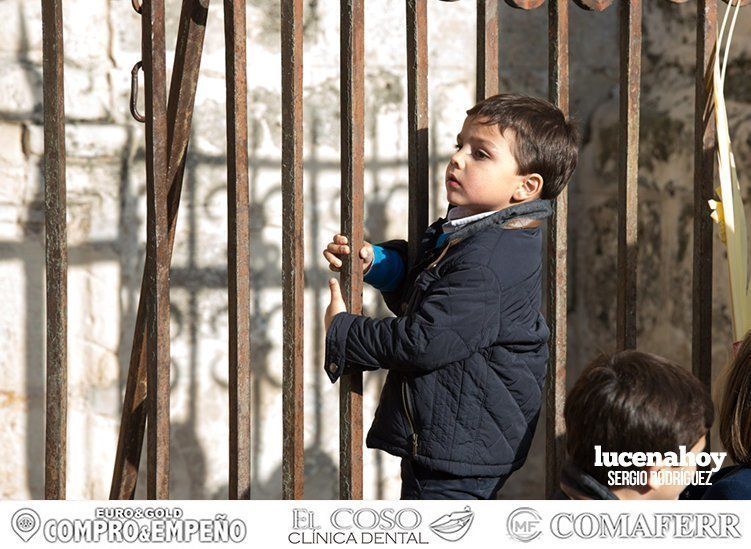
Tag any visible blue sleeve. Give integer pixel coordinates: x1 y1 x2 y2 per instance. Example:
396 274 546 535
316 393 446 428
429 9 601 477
324 262 501 379
363 245 405 292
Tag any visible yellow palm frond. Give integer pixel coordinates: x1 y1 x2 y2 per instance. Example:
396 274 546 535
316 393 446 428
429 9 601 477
711 0 750 342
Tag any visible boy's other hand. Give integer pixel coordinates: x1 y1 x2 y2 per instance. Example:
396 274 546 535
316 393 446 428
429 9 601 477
324 278 348 332
323 234 374 274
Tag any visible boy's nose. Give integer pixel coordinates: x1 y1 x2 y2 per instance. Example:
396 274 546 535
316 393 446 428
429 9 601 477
449 151 464 170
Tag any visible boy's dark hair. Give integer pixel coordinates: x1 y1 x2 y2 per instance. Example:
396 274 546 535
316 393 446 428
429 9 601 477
720 330 751 465
466 93 579 200
565 350 714 486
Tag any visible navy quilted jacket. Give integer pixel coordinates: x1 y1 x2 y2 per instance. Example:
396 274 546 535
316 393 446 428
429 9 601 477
325 199 552 477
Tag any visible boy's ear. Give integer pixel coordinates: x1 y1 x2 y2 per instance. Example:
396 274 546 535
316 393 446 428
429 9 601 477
644 465 662 492
512 173 543 201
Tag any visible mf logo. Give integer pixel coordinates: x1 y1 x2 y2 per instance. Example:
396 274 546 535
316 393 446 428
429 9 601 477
506 507 542 542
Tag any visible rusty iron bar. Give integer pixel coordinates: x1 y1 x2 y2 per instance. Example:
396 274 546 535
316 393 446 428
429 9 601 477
141 0 170 500
476 0 499 102
165 0 211 187
616 0 641 351
110 0 210 500
406 0 429 267
281 0 305 500
545 0 569 500
41 0 67 501
339 0 365 500
224 0 251 500
692 0 716 391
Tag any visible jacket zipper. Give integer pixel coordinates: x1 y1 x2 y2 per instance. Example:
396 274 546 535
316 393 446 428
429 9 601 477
401 378 418 456
400 238 458 313
427 238 458 270
399 238 460 457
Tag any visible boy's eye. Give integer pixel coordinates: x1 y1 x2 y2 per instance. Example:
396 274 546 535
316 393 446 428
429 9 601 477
454 143 487 159
454 143 490 160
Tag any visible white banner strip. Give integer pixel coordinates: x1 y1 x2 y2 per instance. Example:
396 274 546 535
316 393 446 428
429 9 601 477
1 500 749 548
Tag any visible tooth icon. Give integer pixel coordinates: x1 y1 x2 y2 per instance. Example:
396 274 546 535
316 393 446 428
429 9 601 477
12 508 41 542
429 506 474 542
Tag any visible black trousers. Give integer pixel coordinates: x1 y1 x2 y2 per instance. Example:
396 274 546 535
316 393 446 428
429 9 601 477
399 457 511 500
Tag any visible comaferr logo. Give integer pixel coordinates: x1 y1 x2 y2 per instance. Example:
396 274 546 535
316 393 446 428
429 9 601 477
550 513 742 539
506 510 742 541
507 507 542 542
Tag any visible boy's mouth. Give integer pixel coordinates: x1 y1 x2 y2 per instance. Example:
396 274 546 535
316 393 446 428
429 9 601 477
446 173 461 186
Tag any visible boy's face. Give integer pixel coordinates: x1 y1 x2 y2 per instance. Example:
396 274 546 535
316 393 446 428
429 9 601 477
648 434 707 500
445 115 541 215
612 434 708 500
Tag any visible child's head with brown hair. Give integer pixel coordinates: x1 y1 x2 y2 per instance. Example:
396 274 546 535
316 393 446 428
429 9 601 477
564 350 715 499
719 330 751 466
445 93 579 216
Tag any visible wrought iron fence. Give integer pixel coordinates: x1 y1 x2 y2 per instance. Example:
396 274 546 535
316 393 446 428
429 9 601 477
36 0 745 500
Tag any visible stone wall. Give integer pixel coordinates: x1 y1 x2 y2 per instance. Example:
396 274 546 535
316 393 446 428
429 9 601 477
0 0 750 499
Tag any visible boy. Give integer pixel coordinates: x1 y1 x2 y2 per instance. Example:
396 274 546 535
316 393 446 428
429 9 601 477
556 350 715 500
323 93 579 499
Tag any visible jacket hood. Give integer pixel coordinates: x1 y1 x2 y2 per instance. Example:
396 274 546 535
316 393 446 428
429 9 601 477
442 199 554 245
